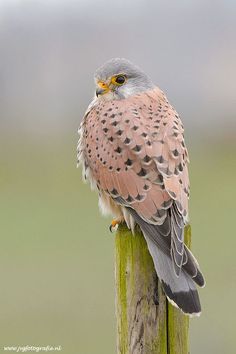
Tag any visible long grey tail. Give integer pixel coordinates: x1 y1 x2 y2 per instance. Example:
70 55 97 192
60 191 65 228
128 207 205 316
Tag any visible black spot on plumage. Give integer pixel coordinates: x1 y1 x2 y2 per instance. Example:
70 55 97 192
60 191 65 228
112 121 118 126
132 125 139 131
108 108 112 111
109 166 113 170
173 132 178 137
125 119 130 123
179 179 183 184
116 129 123 136
137 168 147 177
142 132 148 138
115 146 122 154
146 140 152 146
163 122 167 126
103 128 108 133
172 149 179 157
158 174 164 183
124 137 131 145
154 125 159 129
133 145 142 152
178 163 183 172
108 136 114 142
111 188 118 196
184 187 188 195
136 193 145 201
125 158 133 167
104 113 108 117
110 114 116 118
143 184 150 191
126 195 134 203
116 167 121 172
143 155 151 163
161 200 172 209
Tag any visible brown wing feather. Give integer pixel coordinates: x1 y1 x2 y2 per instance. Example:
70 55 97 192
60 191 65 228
81 88 189 218
80 88 190 274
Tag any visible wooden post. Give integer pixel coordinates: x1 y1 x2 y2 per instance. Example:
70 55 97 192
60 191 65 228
115 223 191 354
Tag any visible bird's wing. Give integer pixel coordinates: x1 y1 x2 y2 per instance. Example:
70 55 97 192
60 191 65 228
82 87 190 276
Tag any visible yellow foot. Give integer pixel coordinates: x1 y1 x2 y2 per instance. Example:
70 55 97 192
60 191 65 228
109 219 121 233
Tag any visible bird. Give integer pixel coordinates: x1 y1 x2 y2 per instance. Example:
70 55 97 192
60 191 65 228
77 58 205 316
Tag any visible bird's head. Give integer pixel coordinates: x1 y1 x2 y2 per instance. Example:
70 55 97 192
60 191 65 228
94 58 154 100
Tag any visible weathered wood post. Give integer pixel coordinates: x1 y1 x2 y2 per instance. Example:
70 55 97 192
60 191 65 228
115 223 191 354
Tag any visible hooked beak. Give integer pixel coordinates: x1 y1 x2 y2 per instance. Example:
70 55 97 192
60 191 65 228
96 87 107 96
96 81 110 96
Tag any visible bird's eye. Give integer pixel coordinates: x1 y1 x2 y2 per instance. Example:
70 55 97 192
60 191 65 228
112 75 127 86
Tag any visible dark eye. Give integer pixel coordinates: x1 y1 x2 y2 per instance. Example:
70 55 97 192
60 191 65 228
114 75 126 85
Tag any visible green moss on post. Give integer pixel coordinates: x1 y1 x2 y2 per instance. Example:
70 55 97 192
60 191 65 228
115 223 191 354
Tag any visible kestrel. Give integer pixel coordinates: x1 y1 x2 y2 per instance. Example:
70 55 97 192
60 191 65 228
77 58 205 316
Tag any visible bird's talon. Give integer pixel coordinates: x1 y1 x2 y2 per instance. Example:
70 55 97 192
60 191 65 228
109 219 120 233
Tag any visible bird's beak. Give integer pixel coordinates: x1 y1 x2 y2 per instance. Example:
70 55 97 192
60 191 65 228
96 81 110 96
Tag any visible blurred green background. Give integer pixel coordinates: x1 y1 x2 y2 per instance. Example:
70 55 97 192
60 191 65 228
0 1 236 353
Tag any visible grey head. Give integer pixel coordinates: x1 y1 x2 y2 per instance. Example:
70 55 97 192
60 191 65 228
94 58 155 100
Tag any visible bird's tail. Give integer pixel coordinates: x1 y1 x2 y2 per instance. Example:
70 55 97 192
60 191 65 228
128 208 205 316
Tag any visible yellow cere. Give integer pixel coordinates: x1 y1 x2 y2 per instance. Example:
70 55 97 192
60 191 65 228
97 81 109 90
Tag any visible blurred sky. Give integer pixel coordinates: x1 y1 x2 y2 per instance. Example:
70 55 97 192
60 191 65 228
0 0 236 141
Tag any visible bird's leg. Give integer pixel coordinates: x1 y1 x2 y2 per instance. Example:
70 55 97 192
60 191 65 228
109 218 122 233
